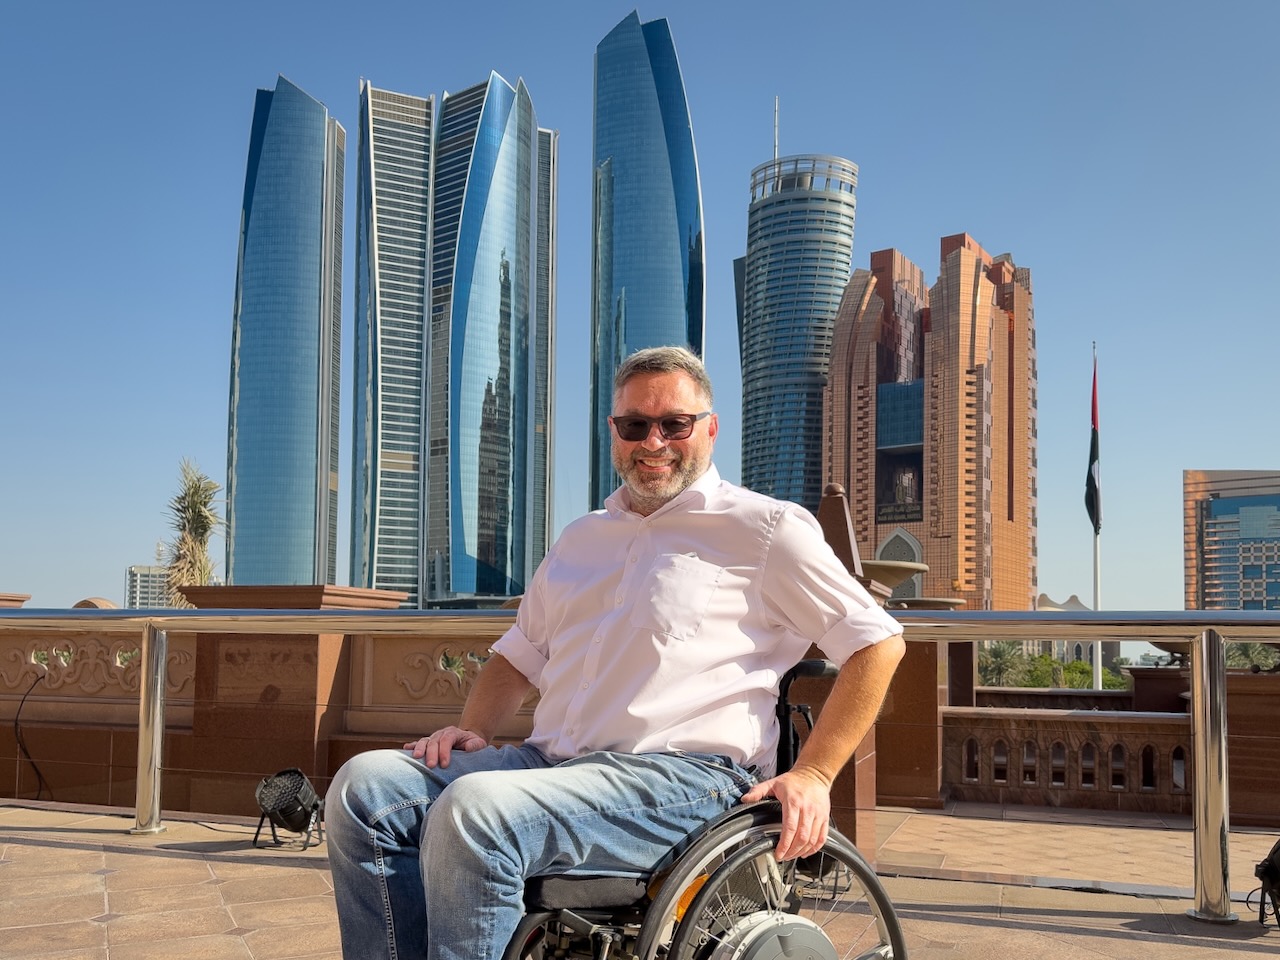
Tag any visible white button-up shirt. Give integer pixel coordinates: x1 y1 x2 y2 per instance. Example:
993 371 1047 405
493 465 903 773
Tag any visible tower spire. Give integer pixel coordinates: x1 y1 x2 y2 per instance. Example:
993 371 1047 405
773 96 779 162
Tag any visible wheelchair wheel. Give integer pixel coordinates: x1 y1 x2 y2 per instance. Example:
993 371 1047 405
636 808 905 960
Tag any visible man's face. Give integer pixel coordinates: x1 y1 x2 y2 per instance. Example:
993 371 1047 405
610 371 718 514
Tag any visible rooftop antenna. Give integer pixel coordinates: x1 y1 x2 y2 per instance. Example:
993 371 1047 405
773 96 779 162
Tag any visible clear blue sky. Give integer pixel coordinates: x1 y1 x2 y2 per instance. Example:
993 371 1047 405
2 0 1276 611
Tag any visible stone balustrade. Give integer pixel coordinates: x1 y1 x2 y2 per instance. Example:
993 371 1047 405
942 706 1194 815
2 606 1278 840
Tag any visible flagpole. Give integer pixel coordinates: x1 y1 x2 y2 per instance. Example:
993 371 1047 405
1090 343 1103 689
1093 530 1102 688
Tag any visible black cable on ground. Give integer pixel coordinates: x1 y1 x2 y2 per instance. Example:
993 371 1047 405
14 669 51 802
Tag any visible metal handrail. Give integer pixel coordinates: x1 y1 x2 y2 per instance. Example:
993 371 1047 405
4 606 1277 923
4 605 1279 638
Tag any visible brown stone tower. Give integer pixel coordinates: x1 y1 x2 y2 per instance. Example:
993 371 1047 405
824 235 1037 610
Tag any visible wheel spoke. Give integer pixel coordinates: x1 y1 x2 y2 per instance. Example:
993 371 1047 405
650 827 902 960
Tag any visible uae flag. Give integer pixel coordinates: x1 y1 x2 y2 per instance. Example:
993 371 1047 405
1085 358 1102 534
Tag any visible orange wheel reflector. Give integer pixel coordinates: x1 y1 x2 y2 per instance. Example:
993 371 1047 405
674 874 709 921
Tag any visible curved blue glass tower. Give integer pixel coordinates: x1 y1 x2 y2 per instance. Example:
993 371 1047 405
350 75 555 605
227 76 343 585
590 12 704 508
736 155 857 510
425 74 538 599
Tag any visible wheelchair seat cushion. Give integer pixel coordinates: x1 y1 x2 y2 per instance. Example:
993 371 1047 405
524 874 649 911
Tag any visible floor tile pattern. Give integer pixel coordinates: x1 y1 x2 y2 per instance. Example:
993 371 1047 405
2 800 1277 959
0 805 337 959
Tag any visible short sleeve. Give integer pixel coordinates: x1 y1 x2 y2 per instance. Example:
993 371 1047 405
760 507 903 665
490 554 551 684
491 622 548 685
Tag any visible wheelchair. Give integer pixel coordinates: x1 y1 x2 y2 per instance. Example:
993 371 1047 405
500 659 908 960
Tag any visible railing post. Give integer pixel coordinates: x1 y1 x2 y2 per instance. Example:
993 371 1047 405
130 623 167 835
1187 627 1235 922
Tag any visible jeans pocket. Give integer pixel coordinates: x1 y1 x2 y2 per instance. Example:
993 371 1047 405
673 751 759 795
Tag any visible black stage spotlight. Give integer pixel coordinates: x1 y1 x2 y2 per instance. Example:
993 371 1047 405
254 767 324 849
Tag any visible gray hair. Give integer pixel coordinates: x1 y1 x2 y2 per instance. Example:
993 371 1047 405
613 346 713 405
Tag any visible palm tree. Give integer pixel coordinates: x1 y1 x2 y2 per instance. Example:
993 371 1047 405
979 641 1027 687
164 460 221 607
1226 642 1279 671
1051 659 1066 688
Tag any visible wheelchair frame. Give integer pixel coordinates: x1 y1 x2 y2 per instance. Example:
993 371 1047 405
499 659 907 960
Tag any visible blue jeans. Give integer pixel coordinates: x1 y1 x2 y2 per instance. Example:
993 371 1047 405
325 746 756 960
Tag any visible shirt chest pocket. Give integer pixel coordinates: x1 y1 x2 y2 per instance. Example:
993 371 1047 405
629 553 724 641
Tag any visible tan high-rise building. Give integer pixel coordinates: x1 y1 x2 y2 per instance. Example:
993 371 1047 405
1184 470 1280 610
824 235 1037 610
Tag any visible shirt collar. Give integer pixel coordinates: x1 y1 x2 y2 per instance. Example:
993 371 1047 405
604 463 722 518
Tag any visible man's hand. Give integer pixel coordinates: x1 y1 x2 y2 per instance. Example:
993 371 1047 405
739 768 832 860
743 637 904 860
405 726 488 768
406 653 532 768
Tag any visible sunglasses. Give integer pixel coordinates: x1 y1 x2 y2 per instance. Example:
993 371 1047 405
610 411 711 442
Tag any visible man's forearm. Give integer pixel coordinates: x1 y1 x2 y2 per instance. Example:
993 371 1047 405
458 653 536 742
790 634 905 787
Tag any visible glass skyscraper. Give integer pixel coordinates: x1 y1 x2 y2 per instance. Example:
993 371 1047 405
1185 470 1280 610
736 155 857 509
590 11 704 508
350 75 555 605
350 84 432 604
532 128 558 569
227 76 343 586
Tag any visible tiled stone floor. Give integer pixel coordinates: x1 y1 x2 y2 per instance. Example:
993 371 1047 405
875 802 1272 899
0 804 337 959
885 877 1279 960
2 799 1278 959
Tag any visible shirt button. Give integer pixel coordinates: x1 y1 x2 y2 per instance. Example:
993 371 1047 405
615 596 623 605
629 555 637 562
594 637 602 644
582 682 589 689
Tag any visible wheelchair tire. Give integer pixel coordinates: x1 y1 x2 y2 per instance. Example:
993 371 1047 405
636 807 905 960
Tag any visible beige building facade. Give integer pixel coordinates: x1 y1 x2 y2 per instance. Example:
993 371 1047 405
824 235 1038 610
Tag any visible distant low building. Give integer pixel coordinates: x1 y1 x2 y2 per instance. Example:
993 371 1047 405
124 566 169 609
1035 592 1120 669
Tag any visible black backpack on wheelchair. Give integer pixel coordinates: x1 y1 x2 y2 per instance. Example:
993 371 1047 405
500 659 907 960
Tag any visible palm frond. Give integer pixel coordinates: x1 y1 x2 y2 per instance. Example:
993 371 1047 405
163 459 222 606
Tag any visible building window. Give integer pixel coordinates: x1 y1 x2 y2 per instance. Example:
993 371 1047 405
1172 746 1188 793
1022 741 1038 785
993 739 1008 785
1140 745 1157 791
1050 741 1067 787
1111 744 1127 790
1081 743 1097 789
963 737 979 782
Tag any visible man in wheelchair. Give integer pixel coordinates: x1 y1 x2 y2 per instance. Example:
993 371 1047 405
327 346 905 959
